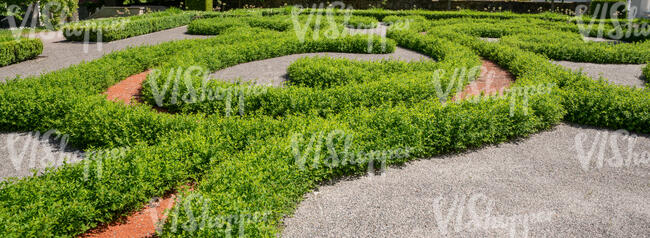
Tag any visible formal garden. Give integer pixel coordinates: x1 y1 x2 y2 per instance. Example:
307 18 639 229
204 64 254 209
0 1 649 237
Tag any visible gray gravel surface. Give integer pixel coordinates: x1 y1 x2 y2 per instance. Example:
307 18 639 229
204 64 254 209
210 23 429 86
583 37 623 44
0 26 209 81
553 61 647 88
0 131 83 181
210 47 431 86
480 37 499 42
282 124 650 237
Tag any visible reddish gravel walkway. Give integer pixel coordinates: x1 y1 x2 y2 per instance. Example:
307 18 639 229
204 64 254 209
81 195 176 238
454 59 515 101
104 70 150 105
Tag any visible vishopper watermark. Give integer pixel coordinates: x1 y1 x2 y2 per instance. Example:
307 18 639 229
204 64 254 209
160 193 270 236
5 2 67 38
289 1 409 53
431 66 555 116
5 129 77 172
148 66 268 116
574 129 649 171
574 4 650 40
4 129 132 180
291 129 411 174
433 192 554 237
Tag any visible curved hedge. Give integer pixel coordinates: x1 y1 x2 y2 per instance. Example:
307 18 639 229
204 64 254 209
0 9 647 238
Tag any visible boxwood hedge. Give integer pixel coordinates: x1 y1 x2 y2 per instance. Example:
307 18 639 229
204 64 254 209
62 9 196 42
0 37 43 67
0 9 647 238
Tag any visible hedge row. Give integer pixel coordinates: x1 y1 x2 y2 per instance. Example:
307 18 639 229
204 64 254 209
345 16 379 29
158 24 565 238
141 30 405 117
644 64 650 82
62 9 196 42
0 31 288 236
0 11 647 237
287 56 438 88
501 31 650 64
422 26 649 133
0 15 558 237
0 38 43 67
142 19 486 117
423 16 650 63
187 16 292 35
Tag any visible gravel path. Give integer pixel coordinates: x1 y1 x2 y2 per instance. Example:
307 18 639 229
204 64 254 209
0 131 83 181
553 61 646 88
282 124 650 237
480 37 499 42
0 26 209 81
210 47 431 86
210 23 430 86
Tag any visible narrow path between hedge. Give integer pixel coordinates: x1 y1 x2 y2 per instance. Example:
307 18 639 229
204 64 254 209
553 61 647 88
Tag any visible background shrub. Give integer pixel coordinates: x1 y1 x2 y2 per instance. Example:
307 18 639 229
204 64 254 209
589 0 627 19
186 0 213 11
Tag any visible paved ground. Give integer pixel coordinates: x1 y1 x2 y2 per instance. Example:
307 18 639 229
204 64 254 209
0 131 83 181
553 61 646 88
283 124 650 237
0 26 209 81
210 47 431 86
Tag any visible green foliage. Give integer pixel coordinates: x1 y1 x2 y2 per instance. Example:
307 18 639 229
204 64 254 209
0 8 647 238
187 16 292 35
345 16 379 29
62 9 197 42
0 38 43 66
186 0 213 11
1 0 78 28
501 32 650 63
589 0 627 19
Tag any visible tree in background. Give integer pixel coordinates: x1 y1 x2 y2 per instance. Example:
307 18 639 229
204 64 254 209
2 0 78 28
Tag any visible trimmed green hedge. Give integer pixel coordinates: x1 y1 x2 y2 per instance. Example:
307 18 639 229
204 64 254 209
187 16 292 35
345 16 379 29
0 9 648 238
422 22 649 133
500 31 650 64
62 9 196 42
0 38 43 67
